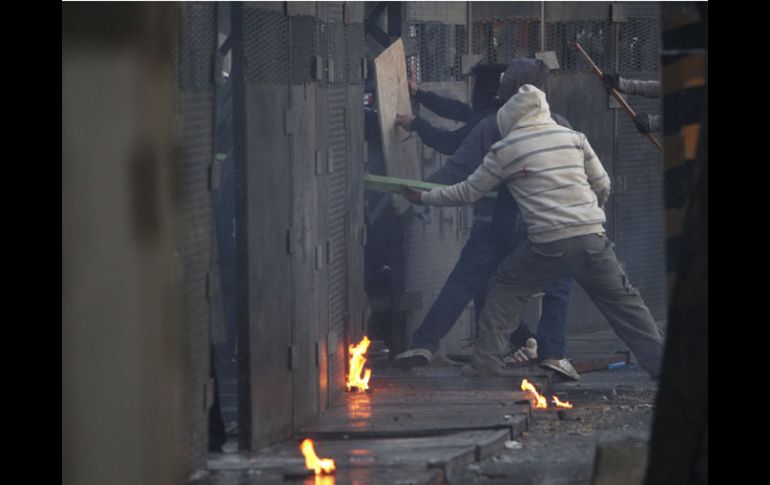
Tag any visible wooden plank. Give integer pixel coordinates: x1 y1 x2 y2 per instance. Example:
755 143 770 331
299 404 528 438
370 374 550 391
373 365 550 379
335 388 534 408
373 38 421 215
571 352 631 374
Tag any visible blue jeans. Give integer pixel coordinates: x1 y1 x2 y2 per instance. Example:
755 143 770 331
410 220 572 359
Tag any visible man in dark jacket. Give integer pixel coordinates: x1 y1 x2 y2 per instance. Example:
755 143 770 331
395 62 508 155
393 59 578 381
602 73 661 134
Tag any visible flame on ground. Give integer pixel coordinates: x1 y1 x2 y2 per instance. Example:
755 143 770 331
552 395 574 409
521 378 548 409
300 438 336 475
346 336 372 392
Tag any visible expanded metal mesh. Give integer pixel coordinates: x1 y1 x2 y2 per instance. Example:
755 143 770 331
178 3 216 90
320 21 346 84
471 18 540 64
618 17 660 73
408 23 467 83
291 17 318 84
243 7 289 83
545 21 614 73
346 23 366 84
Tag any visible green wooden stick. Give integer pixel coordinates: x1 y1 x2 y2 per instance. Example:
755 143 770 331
364 174 497 199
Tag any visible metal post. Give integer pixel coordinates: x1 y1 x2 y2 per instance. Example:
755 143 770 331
467 2 473 106
230 1 252 452
540 2 545 52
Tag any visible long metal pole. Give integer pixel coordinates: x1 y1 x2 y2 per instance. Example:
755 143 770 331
575 42 663 151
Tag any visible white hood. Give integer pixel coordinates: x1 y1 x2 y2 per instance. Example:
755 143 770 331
496 84 555 136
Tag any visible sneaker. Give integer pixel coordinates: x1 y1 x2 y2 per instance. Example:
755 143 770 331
503 338 538 365
509 325 537 349
540 358 580 381
393 348 432 370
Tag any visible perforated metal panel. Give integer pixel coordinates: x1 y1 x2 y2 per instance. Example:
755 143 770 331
618 17 660 74
175 1 216 474
243 7 289 83
545 20 614 72
328 84 349 396
614 84 667 322
178 3 217 89
345 23 366 84
472 18 540 63
327 21 347 84
291 17 318 84
407 23 467 82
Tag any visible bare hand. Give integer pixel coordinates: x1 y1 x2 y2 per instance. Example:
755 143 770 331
400 185 425 205
395 114 416 131
408 77 418 96
409 63 419 96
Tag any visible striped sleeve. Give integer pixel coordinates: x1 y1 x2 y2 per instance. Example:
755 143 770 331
582 134 610 207
421 151 502 207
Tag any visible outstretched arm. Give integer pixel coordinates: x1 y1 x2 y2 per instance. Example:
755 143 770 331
414 89 473 122
418 151 503 207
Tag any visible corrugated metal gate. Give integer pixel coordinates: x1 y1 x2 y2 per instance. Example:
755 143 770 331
234 1 365 450
402 2 478 356
612 3 667 324
174 2 218 473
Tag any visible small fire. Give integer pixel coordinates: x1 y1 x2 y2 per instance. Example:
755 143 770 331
300 438 336 475
552 395 574 409
521 378 548 409
346 336 372 392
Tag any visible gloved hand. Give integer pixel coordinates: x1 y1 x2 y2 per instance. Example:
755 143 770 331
633 113 652 135
602 73 620 91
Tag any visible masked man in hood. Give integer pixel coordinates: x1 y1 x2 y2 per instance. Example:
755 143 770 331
402 84 664 380
393 60 579 381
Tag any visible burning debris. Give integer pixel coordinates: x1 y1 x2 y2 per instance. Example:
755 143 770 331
346 336 372 392
521 379 574 410
300 439 336 476
552 395 574 409
521 379 548 409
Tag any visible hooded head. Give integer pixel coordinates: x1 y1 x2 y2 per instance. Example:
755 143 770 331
496 59 550 106
469 62 508 112
496 84 554 136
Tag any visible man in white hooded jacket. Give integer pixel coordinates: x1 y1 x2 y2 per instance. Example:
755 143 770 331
402 84 664 379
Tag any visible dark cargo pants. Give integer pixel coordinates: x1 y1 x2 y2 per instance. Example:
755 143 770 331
472 233 664 378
